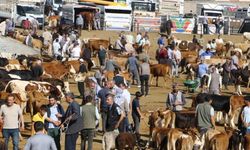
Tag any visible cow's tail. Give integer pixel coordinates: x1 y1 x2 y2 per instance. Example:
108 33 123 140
108 37 111 50
4 80 13 92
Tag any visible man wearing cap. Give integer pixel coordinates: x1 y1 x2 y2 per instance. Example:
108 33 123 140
62 92 83 150
125 53 141 87
198 59 209 87
139 58 150 96
85 77 101 106
105 93 125 133
241 97 250 134
77 59 88 98
166 84 186 111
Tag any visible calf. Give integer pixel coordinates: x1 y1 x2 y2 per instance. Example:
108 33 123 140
115 133 137 150
228 95 245 128
173 110 196 129
244 134 250 150
150 64 172 87
209 129 234 150
102 131 119 150
202 129 221 150
151 127 170 149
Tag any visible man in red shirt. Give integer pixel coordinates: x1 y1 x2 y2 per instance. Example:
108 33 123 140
23 18 31 30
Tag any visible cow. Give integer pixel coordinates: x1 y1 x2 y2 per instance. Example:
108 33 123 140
26 90 49 116
13 30 26 43
115 133 137 150
173 110 196 129
150 64 172 87
209 128 234 150
81 12 94 31
5 80 61 113
42 61 76 79
0 58 9 67
102 131 119 150
228 95 245 129
48 15 60 29
243 32 250 41
178 40 188 51
244 134 250 150
192 93 231 124
8 70 33 80
235 43 250 53
151 127 170 149
88 39 110 55
32 38 43 50
201 129 221 150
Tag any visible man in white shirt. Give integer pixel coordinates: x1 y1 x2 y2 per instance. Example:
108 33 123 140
172 48 181 77
0 94 24 150
53 38 61 59
136 32 142 44
43 28 52 46
70 42 81 58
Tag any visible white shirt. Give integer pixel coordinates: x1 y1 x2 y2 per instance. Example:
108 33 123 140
122 89 131 112
53 41 61 56
0 104 22 129
173 50 181 60
45 104 59 128
136 34 142 43
70 46 81 58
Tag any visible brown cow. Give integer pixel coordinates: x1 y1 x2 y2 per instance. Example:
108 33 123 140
42 61 76 79
228 95 245 128
209 128 234 150
151 127 171 149
88 39 110 55
81 12 94 31
245 134 250 150
32 38 43 50
115 133 137 150
150 64 172 87
13 30 26 43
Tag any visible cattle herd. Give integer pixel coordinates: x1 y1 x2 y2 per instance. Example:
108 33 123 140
1 28 250 150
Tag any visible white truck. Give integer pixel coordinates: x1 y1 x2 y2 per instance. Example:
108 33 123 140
0 1 44 27
131 1 161 32
103 6 132 31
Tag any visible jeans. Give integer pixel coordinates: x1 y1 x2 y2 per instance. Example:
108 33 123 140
203 24 209 34
81 129 95 150
172 60 179 77
130 69 141 86
48 128 61 150
2 128 19 150
98 57 105 66
101 111 107 132
78 82 85 97
132 114 140 134
140 75 149 95
65 133 79 150
94 19 100 30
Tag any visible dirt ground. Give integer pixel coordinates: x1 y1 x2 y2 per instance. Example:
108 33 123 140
5 30 246 149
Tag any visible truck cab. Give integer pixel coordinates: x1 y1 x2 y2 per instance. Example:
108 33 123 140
15 4 44 27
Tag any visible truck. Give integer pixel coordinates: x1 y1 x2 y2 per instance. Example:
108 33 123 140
103 5 132 31
0 1 44 27
131 1 161 32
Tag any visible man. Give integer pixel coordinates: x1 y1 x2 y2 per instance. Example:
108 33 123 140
76 14 84 36
25 32 33 47
77 59 88 98
105 93 125 132
241 97 250 134
132 91 143 141
105 54 120 72
196 95 216 136
62 92 84 150
81 95 100 150
172 47 181 77
53 38 61 59
0 94 24 150
203 15 209 34
85 77 101 105
208 66 222 95
23 18 31 30
98 80 112 132
192 35 198 45
94 9 101 30
98 45 107 67
200 48 213 60
45 96 64 150
136 32 142 44
230 51 239 83
166 84 186 111
215 14 223 34
70 41 81 58
198 59 208 86
125 53 140 87
157 34 166 48
166 19 173 35
24 121 57 150
222 59 231 90
139 58 150 96
31 105 47 135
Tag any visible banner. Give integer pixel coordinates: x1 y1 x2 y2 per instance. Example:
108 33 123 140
170 16 195 34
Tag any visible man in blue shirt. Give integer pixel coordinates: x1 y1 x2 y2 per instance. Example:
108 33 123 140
200 48 213 59
125 53 140 87
198 59 208 78
157 34 166 48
